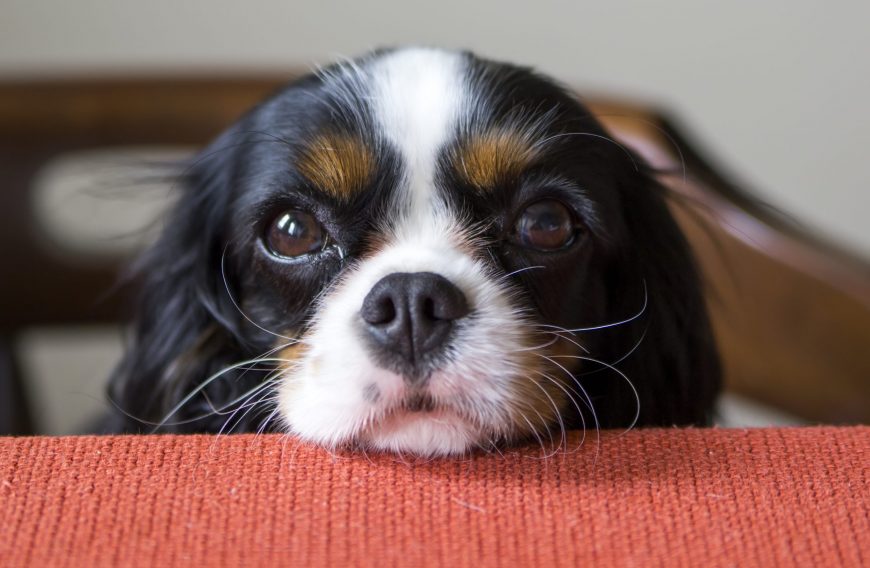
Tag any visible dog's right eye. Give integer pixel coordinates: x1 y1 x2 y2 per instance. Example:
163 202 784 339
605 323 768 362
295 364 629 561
511 199 579 252
264 210 325 258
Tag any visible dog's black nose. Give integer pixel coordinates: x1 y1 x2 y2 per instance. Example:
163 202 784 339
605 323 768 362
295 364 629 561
360 272 469 380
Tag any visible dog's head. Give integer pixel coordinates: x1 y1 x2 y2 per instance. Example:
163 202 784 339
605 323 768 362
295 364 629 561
109 48 720 455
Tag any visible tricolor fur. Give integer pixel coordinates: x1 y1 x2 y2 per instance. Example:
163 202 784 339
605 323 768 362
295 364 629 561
106 48 720 456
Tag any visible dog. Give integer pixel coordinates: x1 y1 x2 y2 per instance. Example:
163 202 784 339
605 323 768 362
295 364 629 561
106 47 721 456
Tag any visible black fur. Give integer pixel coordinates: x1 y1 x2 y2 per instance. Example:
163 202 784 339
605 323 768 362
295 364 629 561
105 50 720 436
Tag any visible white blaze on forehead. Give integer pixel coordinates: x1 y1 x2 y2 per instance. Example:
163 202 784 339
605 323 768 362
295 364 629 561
368 48 466 219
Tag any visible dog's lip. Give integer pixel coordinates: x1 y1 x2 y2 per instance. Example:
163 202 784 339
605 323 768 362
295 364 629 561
376 391 469 423
369 401 471 432
400 392 439 413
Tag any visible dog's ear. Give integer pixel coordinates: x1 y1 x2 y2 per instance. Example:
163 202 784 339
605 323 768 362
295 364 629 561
584 164 721 428
106 129 262 433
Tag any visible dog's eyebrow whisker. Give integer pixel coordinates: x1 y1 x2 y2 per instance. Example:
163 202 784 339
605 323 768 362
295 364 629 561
173 136 294 187
238 129 295 149
591 112 689 187
538 131 639 172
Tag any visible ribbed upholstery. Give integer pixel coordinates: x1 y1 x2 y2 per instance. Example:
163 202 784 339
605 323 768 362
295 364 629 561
1 428 867 567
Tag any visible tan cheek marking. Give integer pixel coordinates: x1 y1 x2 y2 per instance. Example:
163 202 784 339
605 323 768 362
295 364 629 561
277 342 307 372
454 129 539 191
297 133 374 199
358 232 392 261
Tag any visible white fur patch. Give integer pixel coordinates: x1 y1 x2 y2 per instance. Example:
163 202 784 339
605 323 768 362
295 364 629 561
368 48 465 219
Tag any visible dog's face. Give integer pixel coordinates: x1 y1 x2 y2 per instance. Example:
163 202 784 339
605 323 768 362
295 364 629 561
110 48 720 456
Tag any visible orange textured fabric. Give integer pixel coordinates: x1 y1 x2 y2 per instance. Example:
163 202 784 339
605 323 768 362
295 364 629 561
0 428 867 567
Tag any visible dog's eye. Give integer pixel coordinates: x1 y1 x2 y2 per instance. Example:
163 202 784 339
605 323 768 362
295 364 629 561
513 199 578 251
265 210 325 258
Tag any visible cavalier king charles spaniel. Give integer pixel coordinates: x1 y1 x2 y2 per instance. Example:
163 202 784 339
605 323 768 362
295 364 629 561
106 47 720 456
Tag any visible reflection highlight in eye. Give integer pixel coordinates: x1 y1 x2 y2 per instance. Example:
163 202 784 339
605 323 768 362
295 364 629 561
265 210 325 258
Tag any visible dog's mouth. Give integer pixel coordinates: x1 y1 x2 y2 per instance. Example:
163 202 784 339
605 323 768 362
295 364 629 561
356 393 482 456
372 390 474 428
399 391 439 413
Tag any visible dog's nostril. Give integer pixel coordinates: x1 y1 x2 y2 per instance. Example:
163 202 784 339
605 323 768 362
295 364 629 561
421 297 436 321
363 296 397 325
360 272 469 378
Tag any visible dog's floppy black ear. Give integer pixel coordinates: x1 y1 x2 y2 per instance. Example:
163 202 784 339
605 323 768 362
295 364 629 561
105 130 260 433
585 165 721 428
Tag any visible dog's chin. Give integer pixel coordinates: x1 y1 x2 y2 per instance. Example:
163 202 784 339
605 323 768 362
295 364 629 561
284 393 486 458
357 409 483 457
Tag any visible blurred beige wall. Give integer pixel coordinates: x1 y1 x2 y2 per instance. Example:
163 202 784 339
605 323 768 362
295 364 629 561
3 0 869 256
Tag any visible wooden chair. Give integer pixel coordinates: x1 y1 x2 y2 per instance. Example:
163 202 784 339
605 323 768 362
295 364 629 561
1 77 867 434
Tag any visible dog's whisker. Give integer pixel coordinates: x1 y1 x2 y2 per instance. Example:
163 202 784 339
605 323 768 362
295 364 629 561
554 327 649 377
514 408 548 458
220 246 298 342
536 328 590 354
500 265 547 280
536 280 648 334
153 353 292 429
534 355 600 459
256 403 283 437
110 374 279 431
553 353 642 435
591 112 689 187
524 376 569 458
529 370 587 455
215 372 284 439
514 334 561 352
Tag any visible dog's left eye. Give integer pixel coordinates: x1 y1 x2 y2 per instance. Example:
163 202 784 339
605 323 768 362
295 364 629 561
512 199 579 251
265 210 325 258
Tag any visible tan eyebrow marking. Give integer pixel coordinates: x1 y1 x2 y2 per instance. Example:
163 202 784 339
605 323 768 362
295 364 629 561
297 133 374 199
452 128 541 191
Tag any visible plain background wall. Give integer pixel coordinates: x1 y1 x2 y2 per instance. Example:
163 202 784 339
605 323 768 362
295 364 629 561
3 0 869 256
